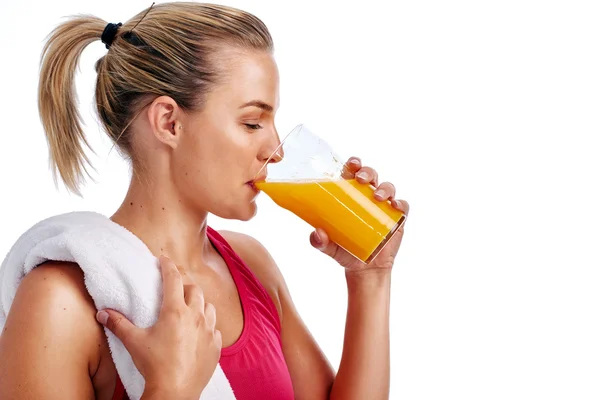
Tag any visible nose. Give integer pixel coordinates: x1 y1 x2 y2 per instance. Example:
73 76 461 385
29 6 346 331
260 127 284 165
269 147 284 163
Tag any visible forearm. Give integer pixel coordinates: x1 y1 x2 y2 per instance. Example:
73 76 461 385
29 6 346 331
329 270 392 400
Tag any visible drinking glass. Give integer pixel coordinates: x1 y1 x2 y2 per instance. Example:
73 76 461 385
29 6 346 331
255 124 406 263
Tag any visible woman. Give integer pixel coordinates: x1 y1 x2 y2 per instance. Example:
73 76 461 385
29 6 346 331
0 3 408 399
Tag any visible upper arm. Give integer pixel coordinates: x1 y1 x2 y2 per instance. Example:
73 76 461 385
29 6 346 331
220 231 336 400
0 262 102 400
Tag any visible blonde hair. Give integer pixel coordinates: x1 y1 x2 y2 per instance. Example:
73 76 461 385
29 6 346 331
38 2 273 194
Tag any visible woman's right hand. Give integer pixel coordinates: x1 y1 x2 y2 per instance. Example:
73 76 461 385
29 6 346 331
95 255 222 399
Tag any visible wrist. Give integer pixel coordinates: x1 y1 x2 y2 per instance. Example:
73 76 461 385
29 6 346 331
345 268 392 290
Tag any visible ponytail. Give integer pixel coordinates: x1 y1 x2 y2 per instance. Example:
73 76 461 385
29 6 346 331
38 16 106 195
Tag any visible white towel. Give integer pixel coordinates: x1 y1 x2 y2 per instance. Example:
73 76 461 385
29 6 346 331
0 211 236 400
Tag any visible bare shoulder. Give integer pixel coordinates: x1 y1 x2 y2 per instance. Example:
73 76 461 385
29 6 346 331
12 261 98 321
217 230 284 285
218 230 287 314
2 261 104 360
0 262 104 398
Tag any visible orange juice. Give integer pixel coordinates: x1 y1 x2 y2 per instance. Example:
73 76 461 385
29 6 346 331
255 179 405 262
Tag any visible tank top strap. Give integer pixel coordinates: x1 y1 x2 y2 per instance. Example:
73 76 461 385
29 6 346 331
206 227 282 336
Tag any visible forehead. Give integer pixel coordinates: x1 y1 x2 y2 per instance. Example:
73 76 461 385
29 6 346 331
209 49 280 109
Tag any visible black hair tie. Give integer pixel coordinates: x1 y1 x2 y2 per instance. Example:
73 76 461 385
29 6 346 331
101 22 122 49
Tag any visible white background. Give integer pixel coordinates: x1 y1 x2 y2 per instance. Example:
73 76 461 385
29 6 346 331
1 0 599 398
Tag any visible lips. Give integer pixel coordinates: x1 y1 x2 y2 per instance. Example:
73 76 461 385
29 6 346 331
247 181 258 191
247 175 267 191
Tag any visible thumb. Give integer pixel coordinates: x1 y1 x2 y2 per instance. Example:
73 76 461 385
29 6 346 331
96 309 137 344
310 228 339 258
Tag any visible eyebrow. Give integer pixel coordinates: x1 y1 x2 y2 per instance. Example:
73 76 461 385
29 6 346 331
239 100 274 113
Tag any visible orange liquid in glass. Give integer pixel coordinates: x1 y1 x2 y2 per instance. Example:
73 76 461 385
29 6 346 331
255 179 405 262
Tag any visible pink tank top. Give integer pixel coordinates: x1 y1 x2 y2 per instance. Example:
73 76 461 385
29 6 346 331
112 227 294 399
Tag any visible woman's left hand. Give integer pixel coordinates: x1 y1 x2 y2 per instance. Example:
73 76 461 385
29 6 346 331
309 156 409 274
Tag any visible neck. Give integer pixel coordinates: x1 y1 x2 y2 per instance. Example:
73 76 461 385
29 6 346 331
110 175 214 271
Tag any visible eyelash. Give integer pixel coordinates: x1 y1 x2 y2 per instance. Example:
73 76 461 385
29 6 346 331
244 123 263 130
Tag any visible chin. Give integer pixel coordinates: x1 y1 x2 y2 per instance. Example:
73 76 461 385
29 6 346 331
238 201 259 221
215 199 258 221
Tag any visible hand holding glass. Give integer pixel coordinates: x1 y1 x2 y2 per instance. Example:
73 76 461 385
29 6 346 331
255 124 406 264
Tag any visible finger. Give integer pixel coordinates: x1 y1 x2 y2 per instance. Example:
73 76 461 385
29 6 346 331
159 255 185 308
373 181 396 201
342 157 362 179
309 228 339 259
204 302 217 329
214 329 223 349
355 166 378 186
310 228 359 267
96 309 138 345
176 265 194 286
185 284 204 310
392 199 410 215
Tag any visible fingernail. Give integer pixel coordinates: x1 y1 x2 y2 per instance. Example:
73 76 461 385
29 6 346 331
350 158 360 166
96 310 108 325
314 230 323 245
374 189 385 199
356 172 368 180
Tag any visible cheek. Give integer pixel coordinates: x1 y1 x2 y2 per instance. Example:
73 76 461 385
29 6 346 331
172 140 206 178
172 147 235 203
173 124 256 200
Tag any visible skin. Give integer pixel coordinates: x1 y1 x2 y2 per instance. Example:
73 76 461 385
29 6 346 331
0 48 409 399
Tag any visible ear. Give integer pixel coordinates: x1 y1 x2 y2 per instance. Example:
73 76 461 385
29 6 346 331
146 96 183 149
